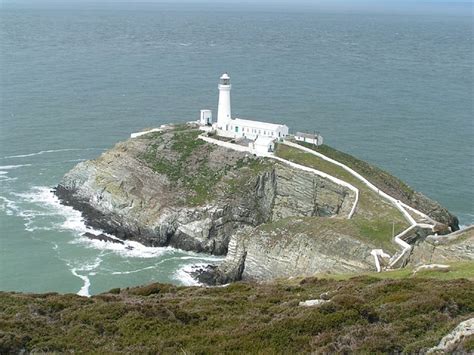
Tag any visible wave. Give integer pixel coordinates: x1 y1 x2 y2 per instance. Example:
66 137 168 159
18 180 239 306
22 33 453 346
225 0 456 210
69 257 103 297
7 185 224 293
12 187 96 234
0 176 18 182
173 263 210 286
111 265 157 275
0 164 32 170
71 269 91 297
73 237 175 259
2 148 103 159
110 254 223 276
178 255 224 262
13 186 177 259
0 195 20 215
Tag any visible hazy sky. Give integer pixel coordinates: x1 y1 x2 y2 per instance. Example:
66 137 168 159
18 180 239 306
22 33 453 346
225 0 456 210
2 0 471 15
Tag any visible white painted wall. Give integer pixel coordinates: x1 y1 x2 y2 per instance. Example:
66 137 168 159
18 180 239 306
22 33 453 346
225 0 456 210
200 109 212 125
295 134 324 146
217 74 232 130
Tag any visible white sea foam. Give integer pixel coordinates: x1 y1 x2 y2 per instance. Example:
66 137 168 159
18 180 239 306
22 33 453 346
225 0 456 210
0 164 32 170
11 186 177 259
2 148 102 159
64 159 87 163
173 263 211 286
0 195 20 215
69 257 103 297
178 255 224 262
74 236 175 259
111 265 157 275
0 176 18 182
71 268 91 297
0 164 29 183
12 187 95 234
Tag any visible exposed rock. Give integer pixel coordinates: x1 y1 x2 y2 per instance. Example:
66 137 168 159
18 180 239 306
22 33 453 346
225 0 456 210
55 124 461 284
427 318 474 354
299 299 329 307
211 218 376 282
82 232 124 245
407 192 459 231
55 126 354 257
407 226 474 266
413 264 450 274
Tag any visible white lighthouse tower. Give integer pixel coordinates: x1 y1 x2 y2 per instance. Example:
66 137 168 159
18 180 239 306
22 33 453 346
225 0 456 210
217 73 232 131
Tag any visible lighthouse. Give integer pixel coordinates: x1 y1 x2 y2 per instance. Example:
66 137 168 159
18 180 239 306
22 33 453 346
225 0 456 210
217 73 232 130
198 73 289 144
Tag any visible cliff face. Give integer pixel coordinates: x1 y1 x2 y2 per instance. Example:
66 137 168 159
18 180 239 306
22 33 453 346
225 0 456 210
408 226 474 266
56 125 354 257
56 124 461 283
221 218 376 282
295 142 460 231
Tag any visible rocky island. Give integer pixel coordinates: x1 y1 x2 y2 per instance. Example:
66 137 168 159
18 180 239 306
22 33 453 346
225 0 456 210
2 123 472 354
54 123 469 285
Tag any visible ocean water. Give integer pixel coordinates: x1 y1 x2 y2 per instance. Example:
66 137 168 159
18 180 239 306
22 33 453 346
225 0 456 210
0 3 472 295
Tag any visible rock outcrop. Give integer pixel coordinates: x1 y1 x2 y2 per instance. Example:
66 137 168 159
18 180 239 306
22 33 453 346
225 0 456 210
56 125 354 258
55 124 462 284
407 226 474 266
427 318 474 354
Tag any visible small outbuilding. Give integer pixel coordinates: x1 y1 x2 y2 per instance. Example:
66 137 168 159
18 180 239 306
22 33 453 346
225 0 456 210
295 132 324 146
200 109 213 126
250 136 275 155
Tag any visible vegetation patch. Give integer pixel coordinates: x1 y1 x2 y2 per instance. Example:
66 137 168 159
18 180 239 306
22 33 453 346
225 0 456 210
139 125 274 206
257 216 401 252
293 141 415 199
140 127 222 205
275 144 408 250
1 274 472 353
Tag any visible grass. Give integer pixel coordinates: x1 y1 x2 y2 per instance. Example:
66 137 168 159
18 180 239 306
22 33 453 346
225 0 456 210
139 125 275 206
302 261 474 282
294 141 415 199
1 272 473 353
257 216 401 252
140 127 221 206
275 144 408 251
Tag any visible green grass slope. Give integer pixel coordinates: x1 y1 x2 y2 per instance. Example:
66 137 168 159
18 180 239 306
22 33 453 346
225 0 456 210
275 144 409 252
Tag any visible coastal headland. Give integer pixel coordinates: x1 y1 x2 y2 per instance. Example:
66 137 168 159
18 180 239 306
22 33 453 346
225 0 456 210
54 123 469 284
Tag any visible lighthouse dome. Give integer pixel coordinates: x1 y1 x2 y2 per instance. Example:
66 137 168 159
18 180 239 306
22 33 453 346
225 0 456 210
220 73 230 80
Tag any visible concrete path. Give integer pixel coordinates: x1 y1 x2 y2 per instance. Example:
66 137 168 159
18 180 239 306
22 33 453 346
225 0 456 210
199 135 359 219
199 134 438 272
281 141 439 271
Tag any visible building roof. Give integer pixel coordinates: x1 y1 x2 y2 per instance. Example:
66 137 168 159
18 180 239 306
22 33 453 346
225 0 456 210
234 118 287 131
296 132 319 139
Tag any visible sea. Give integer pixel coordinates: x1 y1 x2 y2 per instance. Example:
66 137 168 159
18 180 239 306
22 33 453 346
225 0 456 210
1 2 472 296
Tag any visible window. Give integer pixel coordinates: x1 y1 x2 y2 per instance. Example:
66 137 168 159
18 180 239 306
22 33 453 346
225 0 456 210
235 126 239 133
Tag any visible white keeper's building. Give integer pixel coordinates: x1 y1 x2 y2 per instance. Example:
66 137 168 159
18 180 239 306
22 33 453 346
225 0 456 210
199 73 289 152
